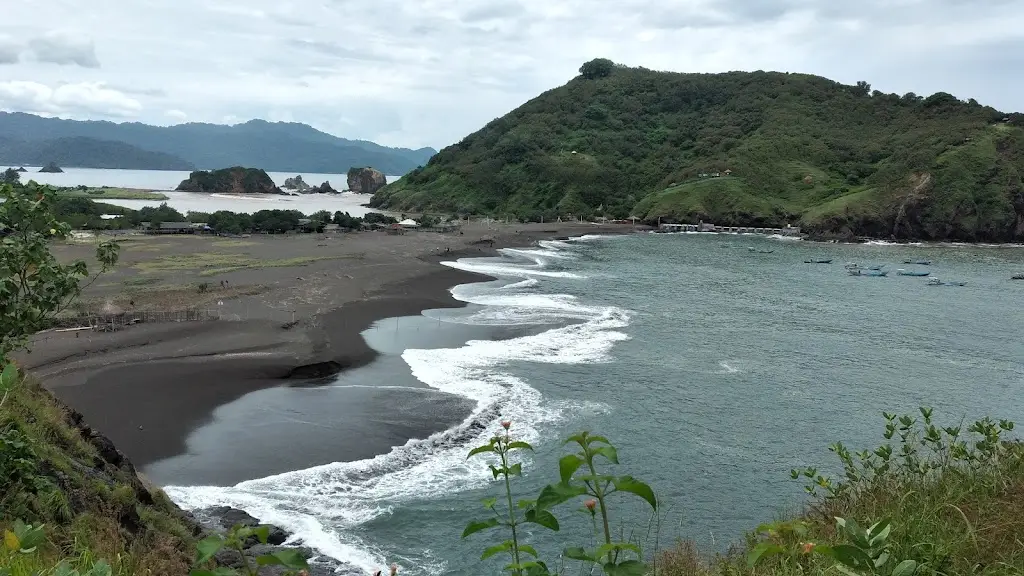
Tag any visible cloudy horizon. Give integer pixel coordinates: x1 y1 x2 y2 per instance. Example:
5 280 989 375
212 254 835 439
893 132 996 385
1 0 1022 149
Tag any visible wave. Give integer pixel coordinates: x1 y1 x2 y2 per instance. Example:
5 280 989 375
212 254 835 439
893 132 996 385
165 238 630 575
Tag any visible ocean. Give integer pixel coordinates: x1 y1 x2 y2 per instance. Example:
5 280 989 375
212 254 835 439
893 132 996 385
14 167 401 216
161 233 1024 575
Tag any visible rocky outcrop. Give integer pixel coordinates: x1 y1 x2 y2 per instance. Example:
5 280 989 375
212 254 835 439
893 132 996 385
16 166 27 172
176 167 282 194
39 161 63 173
283 175 311 191
309 181 338 194
347 167 387 194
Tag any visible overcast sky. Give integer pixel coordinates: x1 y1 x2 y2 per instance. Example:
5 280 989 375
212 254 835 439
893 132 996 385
1 0 1022 149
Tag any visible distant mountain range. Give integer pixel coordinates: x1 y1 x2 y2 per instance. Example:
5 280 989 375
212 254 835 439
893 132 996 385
0 112 436 175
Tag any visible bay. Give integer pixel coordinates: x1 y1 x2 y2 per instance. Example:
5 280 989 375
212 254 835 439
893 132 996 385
163 233 1024 575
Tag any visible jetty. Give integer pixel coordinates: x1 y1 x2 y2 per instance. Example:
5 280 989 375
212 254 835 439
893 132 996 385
658 222 801 236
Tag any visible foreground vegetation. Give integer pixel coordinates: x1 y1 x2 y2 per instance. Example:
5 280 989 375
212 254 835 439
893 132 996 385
373 60 1024 241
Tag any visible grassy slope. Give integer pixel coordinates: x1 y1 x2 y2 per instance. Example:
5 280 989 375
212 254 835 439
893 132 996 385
56 188 169 201
373 67 1024 241
1 375 196 574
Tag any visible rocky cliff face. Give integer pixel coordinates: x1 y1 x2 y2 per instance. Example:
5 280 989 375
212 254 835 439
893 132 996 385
176 166 282 194
346 167 387 194
283 175 311 191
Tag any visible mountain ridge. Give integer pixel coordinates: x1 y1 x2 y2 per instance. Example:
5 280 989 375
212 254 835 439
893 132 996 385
0 112 436 175
372 62 1024 242
0 135 194 170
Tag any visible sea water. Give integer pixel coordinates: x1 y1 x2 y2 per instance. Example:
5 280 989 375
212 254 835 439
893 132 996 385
163 233 1024 575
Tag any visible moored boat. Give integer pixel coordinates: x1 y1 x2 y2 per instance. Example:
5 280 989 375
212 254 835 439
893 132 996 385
849 268 888 277
804 258 833 264
1012 273 1024 280
927 278 966 286
904 260 932 265
897 269 930 277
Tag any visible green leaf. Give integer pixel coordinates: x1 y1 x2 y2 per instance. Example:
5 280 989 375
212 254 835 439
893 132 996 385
519 544 539 557
195 535 224 564
468 444 496 458
188 569 236 576
891 560 919 576
53 562 76 576
558 454 584 484
830 544 874 570
746 542 786 567
84 560 112 576
602 559 647 576
596 542 641 559
252 525 270 544
867 518 892 547
509 463 523 476
482 497 498 509
524 508 560 531
612 476 657 510
507 441 534 451
565 547 597 562
593 446 619 464
481 541 512 560
517 499 536 509
565 432 590 447
462 518 501 538
0 362 17 390
537 483 588 510
587 435 611 445
256 550 309 570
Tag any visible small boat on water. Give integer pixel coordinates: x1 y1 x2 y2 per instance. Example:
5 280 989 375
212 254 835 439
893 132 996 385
748 247 774 254
849 268 888 277
904 260 932 265
804 258 833 264
1012 273 1024 280
897 269 930 277
927 278 966 287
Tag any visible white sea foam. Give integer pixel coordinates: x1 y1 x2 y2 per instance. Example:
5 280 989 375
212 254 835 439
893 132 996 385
716 361 741 374
165 238 630 575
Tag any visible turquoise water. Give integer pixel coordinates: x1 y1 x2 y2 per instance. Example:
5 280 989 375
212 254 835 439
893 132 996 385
165 234 1024 575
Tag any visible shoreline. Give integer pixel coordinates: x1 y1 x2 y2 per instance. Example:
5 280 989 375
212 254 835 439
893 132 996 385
25 222 641 468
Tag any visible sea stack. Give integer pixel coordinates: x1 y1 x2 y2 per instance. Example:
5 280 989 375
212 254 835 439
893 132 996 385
39 162 64 173
347 167 387 194
175 167 282 194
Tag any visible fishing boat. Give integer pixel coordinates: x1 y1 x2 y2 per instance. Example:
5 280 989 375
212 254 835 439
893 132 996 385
1012 273 1024 280
748 248 774 254
849 268 888 277
804 258 833 264
896 269 930 277
927 278 966 286
903 260 932 265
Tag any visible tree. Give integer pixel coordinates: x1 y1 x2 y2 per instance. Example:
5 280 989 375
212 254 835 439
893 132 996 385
2 168 20 184
579 58 615 80
1 183 119 361
853 80 871 97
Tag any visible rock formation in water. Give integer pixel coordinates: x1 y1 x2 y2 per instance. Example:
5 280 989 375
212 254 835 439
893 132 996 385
283 175 310 191
176 166 282 194
308 181 338 194
16 166 27 172
39 161 63 173
346 167 387 194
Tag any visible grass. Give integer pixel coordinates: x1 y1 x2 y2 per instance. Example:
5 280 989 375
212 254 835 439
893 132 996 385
56 188 169 200
122 277 161 287
0 374 194 575
211 239 259 248
134 253 349 275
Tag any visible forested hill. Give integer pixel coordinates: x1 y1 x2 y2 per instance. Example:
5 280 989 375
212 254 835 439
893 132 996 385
0 135 194 170
373 60 1024 242
0 113 436 175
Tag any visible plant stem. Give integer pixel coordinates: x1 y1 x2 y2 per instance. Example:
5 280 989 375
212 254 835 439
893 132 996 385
586 454 613 561
502 435 522 575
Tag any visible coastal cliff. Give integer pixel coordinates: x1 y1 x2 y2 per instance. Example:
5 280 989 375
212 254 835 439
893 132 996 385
347 167 387 194
373 60 1024 242
176 166 282 194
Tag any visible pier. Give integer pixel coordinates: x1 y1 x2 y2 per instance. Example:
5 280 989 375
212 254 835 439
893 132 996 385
658 222 802 236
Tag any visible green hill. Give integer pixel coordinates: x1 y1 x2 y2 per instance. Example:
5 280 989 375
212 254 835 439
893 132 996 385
372 61 1024 241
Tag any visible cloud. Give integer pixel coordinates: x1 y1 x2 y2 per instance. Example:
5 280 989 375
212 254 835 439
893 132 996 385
0 0 1021 148
0 81 141 118
165 109 187 121
26 31 100 67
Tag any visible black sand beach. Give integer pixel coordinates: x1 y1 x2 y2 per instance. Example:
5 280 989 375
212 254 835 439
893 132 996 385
22 222 644 471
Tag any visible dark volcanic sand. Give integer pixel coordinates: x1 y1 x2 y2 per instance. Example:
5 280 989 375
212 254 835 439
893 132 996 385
25 222 644 473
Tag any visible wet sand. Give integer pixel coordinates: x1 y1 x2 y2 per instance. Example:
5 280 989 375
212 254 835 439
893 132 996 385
21 221 645 468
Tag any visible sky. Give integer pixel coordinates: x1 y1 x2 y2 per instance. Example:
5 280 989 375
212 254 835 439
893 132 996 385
1 0 1023 150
